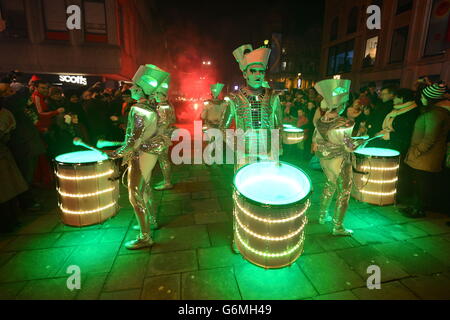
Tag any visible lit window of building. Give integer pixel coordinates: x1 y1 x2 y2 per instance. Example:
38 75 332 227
424 0 450 57
390 26 409 63
363 36 378 67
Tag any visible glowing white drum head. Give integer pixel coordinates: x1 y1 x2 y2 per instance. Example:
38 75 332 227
234 162 311 206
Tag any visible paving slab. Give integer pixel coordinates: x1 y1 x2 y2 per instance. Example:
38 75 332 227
141 274 180 300
76 273 108 300
181 267 241 300
373 242 448 276
336 246 409 282
297 252 365 295
55 242 121 276
401 274 450 300
406 237 450 267
313 290 359 300
147 250 197 276
0 247 74 283
16 277 78 300
352 281 418 300
103 253 149 292
234 263 317 300
100 289 142 300
197 246 246 269
151 225 210 253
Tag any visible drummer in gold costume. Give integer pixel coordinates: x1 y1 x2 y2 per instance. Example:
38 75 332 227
108 65 170 250
313 79 367 236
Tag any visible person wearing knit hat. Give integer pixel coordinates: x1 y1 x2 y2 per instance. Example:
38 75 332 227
402 82 450 218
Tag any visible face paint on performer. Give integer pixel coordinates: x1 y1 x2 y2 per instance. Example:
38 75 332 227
243 63 266 89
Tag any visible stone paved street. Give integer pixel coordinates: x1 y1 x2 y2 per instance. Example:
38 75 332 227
0 156 449 300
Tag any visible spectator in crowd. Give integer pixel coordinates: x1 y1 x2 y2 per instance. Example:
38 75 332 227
366 85 397 144
83 87 110 145
1 78 45 211
401 83 450 218
0 92 28 232
367 82 380 106
32 80 65 133
27 75 41 94
378 88 420 155
47 86 65 111
346 98 367 136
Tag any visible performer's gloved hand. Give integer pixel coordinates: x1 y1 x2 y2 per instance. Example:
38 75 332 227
104 150 120 160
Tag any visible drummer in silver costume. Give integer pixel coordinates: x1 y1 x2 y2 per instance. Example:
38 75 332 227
223 44 283 168
313 79 367 236
201 83 228 130
108 65 170 250
149 75 177 191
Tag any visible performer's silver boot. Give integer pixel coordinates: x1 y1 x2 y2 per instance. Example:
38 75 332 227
332 188 353 236
318 181 336 225
125 232 154 250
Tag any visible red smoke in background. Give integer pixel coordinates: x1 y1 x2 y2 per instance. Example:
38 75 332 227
162 22 222 124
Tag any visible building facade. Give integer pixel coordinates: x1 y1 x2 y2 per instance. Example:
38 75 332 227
320 0 450 90
0 0 168 83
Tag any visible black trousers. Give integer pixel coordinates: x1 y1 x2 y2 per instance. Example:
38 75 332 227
401 164 439 212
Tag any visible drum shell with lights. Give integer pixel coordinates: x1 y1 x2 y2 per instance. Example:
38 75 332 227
55 152 119 227
282 127 304 145
233 162 312 269
352 148 400 206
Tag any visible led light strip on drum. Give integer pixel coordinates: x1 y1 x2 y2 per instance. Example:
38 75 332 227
234 198 310 224
287 137 304 141
360 189 397 196
235 214 306 241
59 201 116 214
360 165 399 172
56 169 114 180
236 230 304 258
361 177 398 184
58 187 115 198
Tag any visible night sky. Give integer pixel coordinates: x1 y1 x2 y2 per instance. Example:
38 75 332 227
152 0 325 84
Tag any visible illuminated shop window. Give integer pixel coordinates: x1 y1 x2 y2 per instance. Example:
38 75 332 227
327 39 354 75
424 0 450 57
0 0 28 39
363 36 378 67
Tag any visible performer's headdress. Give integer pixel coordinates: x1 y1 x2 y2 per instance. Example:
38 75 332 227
233 44 271 72
314 79 351 114
156 75 171 96
210 83 224 99
132 64 170 96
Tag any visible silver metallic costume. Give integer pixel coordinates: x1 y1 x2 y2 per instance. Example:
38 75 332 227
223 45 282 168
109 64 170 250
313 79 365 236
202 83 228 130
151 95 176 191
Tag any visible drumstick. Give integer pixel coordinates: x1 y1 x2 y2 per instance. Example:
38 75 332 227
96 139 124 149
73 137 104 154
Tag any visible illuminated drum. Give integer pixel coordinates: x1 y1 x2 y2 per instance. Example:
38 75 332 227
282 127 304 145
54 151 119 226
233 161 312 269
352 148 400 206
